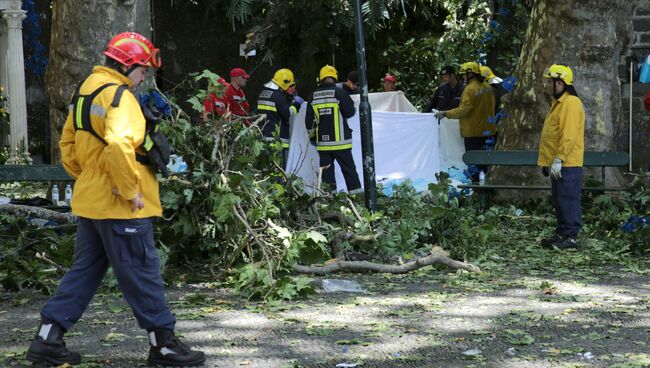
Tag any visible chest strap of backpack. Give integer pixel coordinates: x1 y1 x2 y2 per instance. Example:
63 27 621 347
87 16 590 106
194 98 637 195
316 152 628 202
71 83 129 144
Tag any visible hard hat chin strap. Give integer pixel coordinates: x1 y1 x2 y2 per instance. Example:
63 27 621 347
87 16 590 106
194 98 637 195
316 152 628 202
122 64 140 78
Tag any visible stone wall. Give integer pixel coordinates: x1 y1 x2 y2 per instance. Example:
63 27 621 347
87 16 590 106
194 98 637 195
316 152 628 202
620 1 650 172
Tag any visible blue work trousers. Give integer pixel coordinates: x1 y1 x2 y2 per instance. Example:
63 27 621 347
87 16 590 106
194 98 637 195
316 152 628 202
41 217 175 332
551 167 583 238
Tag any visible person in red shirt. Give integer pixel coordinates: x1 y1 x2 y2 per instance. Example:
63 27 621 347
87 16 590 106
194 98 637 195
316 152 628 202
201 76 228 122
382 73 397 92
202 67 250 123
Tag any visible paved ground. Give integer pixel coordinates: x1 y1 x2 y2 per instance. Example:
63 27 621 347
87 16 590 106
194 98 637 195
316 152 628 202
1 259 650 368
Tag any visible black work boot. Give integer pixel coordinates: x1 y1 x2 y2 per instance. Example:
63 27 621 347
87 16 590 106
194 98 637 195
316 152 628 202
147 329 205 367
550 236 578 250
541 233 563 248
26 321 81 366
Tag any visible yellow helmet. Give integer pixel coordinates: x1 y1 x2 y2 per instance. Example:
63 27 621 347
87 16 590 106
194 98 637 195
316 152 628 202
480 65 496 80
272 68 296 90
319 64 338 83
459 62 481 74
543 64 573 85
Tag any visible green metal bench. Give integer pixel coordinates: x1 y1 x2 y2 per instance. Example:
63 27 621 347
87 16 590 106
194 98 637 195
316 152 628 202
457 150 630 193
0 165 73 182
0 165 73 208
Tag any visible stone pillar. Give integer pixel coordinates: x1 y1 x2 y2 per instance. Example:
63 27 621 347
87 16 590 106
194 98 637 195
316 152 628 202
3 8 30 163
0 18 7 147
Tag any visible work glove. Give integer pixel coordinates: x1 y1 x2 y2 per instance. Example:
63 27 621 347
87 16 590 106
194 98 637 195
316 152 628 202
550 158 562 179
434 110 446 119
293 94 305 105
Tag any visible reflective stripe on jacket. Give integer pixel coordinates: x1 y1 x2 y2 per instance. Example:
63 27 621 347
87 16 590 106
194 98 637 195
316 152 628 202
60 66 162 219
538 92 585 167
305 85 356 151
256 82 293 148
445 79 496 138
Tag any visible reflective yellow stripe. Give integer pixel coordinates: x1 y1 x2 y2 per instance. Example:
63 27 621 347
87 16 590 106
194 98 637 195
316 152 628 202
313 102 340 141
144 134 154 151
113 38 151 54
75 97 85 129
311 105 320 139
257 105 277 112
282 142 290 148
317 143 352 151
290 105 297 114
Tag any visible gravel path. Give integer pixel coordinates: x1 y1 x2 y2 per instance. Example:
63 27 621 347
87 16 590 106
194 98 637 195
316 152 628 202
1 264 650 367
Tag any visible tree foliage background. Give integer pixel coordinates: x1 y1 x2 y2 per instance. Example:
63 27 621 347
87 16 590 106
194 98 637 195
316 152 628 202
157 0 530 110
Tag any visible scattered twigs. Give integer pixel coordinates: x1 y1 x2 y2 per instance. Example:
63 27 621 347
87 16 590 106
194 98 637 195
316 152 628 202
232 203 274 279
158 176 192 186
346 197 364 223
35 252 67 273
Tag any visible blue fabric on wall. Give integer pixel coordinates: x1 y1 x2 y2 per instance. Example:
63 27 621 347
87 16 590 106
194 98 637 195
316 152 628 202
640 55 650 84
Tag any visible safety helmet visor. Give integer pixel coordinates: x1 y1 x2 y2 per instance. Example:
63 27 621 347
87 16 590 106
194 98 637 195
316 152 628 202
146 48 162 68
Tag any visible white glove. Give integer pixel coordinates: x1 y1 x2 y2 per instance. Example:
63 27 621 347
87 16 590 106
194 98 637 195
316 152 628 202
434 110 446 119
550 158 562 179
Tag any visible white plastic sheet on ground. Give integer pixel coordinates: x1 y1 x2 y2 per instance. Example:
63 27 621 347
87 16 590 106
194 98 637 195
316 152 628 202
286 91 466 193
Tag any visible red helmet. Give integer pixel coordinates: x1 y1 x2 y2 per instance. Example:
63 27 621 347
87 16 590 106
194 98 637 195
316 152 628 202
103 32 161 68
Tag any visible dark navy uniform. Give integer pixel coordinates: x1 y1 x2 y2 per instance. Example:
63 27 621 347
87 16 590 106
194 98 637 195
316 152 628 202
423 82 463 112
305 83 361 192
256 82 299 149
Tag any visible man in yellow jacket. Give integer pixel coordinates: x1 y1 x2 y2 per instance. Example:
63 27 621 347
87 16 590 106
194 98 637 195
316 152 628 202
26 32 205 367
435 62 496 182
538 64 585 250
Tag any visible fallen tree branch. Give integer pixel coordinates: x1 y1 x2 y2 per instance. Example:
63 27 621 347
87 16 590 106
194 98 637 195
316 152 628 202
293 246 480 275
0 204 77 224
322 211 355 226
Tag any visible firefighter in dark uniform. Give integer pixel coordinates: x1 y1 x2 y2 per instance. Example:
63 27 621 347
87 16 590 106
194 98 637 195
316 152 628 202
306 65 361 193
25 32 204 367
256 68 301 168
423 65 463 112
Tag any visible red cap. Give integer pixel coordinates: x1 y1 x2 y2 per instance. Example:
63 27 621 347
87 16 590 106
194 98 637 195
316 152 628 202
383 73 397 83
230 68 249 79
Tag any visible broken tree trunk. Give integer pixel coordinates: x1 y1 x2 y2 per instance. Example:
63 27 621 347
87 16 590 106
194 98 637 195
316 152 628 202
0 204 77 224
293 246 480 275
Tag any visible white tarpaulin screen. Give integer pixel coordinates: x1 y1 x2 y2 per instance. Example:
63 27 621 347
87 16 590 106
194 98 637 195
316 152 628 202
350 91 418 113
286 92 465 192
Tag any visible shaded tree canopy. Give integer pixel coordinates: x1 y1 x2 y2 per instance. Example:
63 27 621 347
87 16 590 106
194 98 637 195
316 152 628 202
166 0 530 106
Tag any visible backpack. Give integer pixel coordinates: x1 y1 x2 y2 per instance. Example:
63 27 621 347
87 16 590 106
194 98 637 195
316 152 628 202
70 83 171 177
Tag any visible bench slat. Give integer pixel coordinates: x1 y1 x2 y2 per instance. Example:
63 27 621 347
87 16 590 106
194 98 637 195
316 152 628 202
0 165 73 182
462 150 630 167
457 184 628 192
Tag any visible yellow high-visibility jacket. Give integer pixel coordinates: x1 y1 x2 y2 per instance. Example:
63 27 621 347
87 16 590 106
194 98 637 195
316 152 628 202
60 66 162 219
445 79 496 138
538 92 585 167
